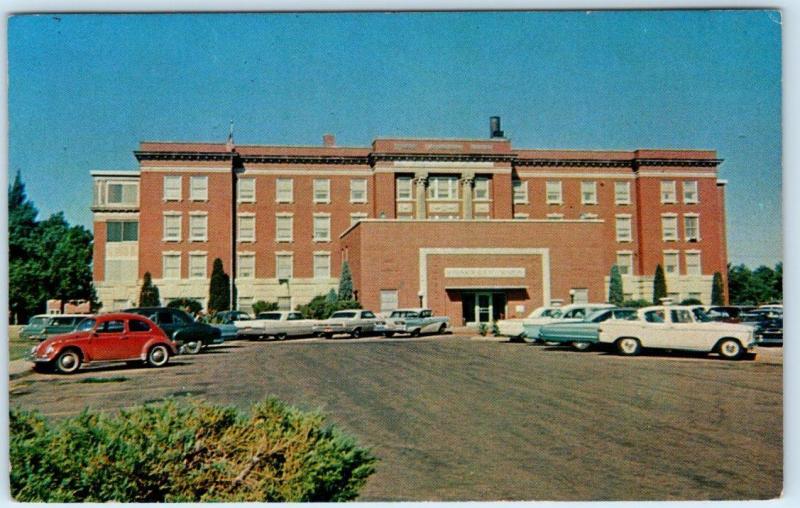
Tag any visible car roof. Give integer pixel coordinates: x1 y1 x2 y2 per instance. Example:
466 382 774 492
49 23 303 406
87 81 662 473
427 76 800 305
91 313 155 321
393 308 429 312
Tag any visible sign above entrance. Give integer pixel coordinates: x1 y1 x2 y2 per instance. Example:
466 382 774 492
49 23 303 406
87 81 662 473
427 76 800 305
444 267 525 278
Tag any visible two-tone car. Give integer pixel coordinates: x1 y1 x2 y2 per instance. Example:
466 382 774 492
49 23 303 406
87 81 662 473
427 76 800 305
521 303 614 343
20 314 89 341
538 307 637 350
211 310 252 341
235 311 317 340
375 308 449 337
312 310 379 339
124 307 223 354
495 306 563 339
597 305 758 360
29 313 179 374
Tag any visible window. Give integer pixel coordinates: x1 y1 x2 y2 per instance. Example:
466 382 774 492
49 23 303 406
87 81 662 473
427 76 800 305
163 253 181 279
313 179 330 203
350 213 368 226
663 251 679 275
396 177 413 201
684 215 700 241
474 177 491 200
277 297 292 311
237 214 255 242
238 178 255 203
671 309 693 323
513 213 529 219
580 213 598 220
276 253 293 279
189 253 207 279
614 181 631 205
107 221 138 242
276 178 293 203
380 290 399 313
685 252 701 275
98 320 125 333
237 253 255 279
190 176 208 201
662 215 678 241
163 176 182 201
428 176 458 200
683 181 699 204
163 213 181 242
660 180 677 203
581 181 597 204
546 213 564 221
189 213 208 242
616 252 633 276
350 179 367 203
512 179 528 204
107 183 138 205
129 319 151 332
313 215 330 242
644 310 665 323
615 215 632 242
546 180 562 204
276 214 293 242
313 252 331 279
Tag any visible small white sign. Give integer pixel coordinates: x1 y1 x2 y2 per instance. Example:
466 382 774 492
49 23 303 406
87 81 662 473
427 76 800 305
444 267 525 278
429 203 459 213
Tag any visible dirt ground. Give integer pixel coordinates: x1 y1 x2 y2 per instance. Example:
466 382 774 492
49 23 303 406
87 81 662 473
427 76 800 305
9 335 782 501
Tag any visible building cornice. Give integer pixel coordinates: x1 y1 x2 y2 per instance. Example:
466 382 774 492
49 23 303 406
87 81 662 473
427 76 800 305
516 157 723 168
369 152 516 164
239 154 370 165
134 151 236 162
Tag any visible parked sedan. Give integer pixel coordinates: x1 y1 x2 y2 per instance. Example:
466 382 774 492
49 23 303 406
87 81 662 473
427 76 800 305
539 308 637 350
313 310 379 339
20 314 89 341
522 303 614 343
375 309 449 337
29 313 178 374
123 307 222 354
211 311 252 341
495 306 563 339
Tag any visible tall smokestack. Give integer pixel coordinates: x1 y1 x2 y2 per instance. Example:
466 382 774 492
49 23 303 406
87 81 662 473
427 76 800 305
490 116 504 138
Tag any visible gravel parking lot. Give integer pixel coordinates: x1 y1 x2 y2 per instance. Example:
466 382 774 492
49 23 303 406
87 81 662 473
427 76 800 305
9 335 782 501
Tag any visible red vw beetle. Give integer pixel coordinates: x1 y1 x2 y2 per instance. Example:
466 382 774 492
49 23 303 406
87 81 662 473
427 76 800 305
30 313 179 374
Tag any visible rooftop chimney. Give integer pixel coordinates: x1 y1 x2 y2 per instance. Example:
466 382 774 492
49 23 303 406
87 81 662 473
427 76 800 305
323 133 336 147
490 116 504 138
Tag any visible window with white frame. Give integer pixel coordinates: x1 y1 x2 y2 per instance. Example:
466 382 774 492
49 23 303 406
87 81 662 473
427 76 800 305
106 182 138 205
428 176 458 200
276 178 293 203
190 176 208 201
350 213 368 226
685 252 702 275
614 181 631 205
189 213 208 242
546 180 563 204
616 252 633 276
684 214 700 241
662 215 678 241
237 214 255 242
546 213 564 221
512 179 528 204
162 253 181 279
313 215 331 242
107 221 138 242
163 213 181 242
581 181 598 205
276 253 293 279
683 181 699 204
238 177 255 203
313 252 331 279
660 180 677 203
380 290 399 313
276 214 293 242
663 251 679 275
163 176 182 201
513 212 529 219
313 179 330 204
237 253 255 279
473 177 491 201
580 213 599 220
615 215 632 242
350 179 367 203
396 176 413 200
189 253 207 279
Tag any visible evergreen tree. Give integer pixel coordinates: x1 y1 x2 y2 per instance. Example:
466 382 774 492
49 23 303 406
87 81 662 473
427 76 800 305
711 271 725 306
652 264 667 304
608 265 624 306
208 258 230 312
139 272 161 307
8 171 45 322
338 261 354 300
325 288 338 303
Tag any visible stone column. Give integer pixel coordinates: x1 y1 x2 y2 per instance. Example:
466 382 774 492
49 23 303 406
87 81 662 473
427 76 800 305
460 174 475 220
414 173 428 219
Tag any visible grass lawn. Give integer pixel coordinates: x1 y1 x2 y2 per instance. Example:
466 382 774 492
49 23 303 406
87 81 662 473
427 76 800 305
9 326 31 361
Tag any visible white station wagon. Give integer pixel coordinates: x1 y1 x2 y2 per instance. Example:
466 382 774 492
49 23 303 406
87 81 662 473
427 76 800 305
597 305 757 360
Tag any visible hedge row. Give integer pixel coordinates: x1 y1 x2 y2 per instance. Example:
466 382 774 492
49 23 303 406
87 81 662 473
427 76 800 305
10 398 377 502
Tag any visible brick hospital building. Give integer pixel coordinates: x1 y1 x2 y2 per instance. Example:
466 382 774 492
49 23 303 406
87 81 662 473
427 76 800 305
91 118 728 324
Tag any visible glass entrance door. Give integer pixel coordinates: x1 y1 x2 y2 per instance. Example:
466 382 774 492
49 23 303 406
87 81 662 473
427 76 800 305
476 292 492 324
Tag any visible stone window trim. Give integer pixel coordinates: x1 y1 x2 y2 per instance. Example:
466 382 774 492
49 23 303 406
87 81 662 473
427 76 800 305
313 213 332 243
237 252 256 279
473 177 492 202
237 177 256 203
546 180 563 205
163 175 182 202
616 250 634 276
275 251 294 280
615 214 633 243
188 212 208 242
513 212 529 219
427 176 460 201
581 181 598 205
396 176 414 201
189 176 209 202
683 180 699 204
276 178 294 204
660 180 677 204
313 251 331 280
684 250 702 276
661 213 679 242
350 212 369 226
350 178 368 204
512 179 529 204
237 213 256 243
684 213 701 242
162 212 182 242
188 251 208 279
313 179 331 204
662 249 680 276
614 181 631 205
162 252 181 280
546 213 564 221
275 213 294 243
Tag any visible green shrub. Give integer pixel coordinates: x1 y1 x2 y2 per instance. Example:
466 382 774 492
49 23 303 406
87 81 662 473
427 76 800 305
490 321 501 336
621 299 651 308
296 294 361 320
10 398 377 502
680 298 703 305
252 300 279 315
166 297 202 315
478 323 488 336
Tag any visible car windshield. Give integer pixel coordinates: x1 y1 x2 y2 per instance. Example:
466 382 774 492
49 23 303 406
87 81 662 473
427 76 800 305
691 308 713 322
76 318 96 332
50 317 76 326
587 310 611 322
27 317 49 327
540 309 562 318
259 313 282 320
331 311 357 319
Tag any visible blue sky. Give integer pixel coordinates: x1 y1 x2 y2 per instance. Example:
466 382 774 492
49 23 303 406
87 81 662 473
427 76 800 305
7 11 782 266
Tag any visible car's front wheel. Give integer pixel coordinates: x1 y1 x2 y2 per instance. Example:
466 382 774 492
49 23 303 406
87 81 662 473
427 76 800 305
182 340 202 355
55 349 81 374
350 328 361 338
275 333 287 341
410 328 421 337
718 338 744 360
616 337 641 356
437 323 447 335
147 345 170 367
